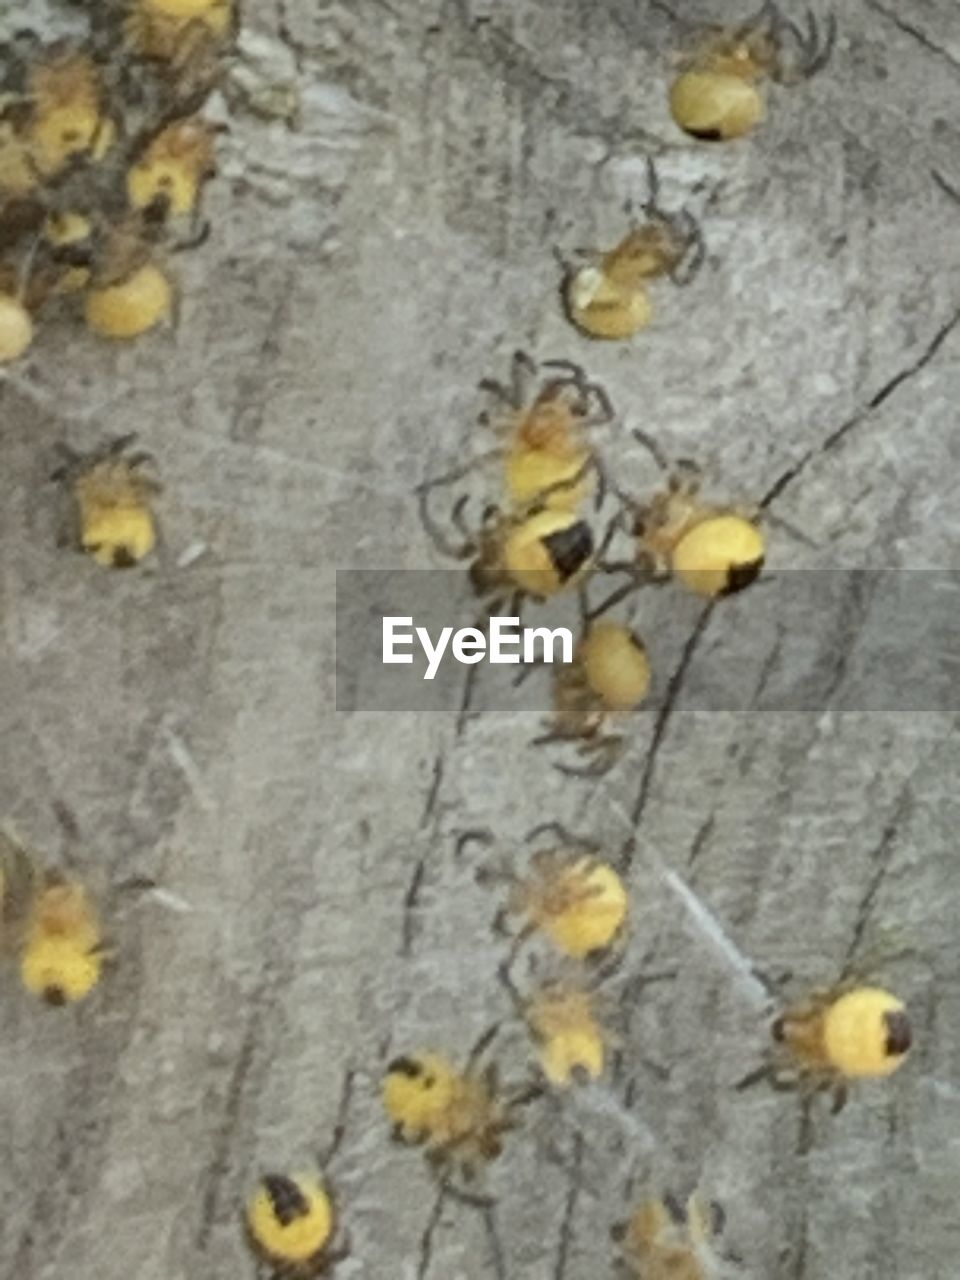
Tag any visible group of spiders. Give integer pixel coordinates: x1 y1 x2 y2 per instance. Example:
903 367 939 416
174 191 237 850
0 0 237 359
416 344 768 777
243 816 913 1278
2 2 929 1278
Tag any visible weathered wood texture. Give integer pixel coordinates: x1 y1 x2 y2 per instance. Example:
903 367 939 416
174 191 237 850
1 2 959 1278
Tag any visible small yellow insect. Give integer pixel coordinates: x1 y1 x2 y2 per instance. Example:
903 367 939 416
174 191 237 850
127 116 219 222
615 431 765 599
125 0 236 79
476 351 612 511
535 620 651 777
669 5 837 141
383 1026 537 1189
20 874 104 1005
0 292 34 362
561 160 705 340
0 827 105 1005
524 981 608 1088
739 983 911 1105
737 981 911 1153
52 435 161 569
616 1191 727 1280
25 49 114 177
0 121 40 197
245 1173 346 1275
485 823 628 960
418 481 595 608
85 258 174 339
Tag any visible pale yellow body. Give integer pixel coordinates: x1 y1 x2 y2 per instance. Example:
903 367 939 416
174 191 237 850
670 70 765 140
501 509 592 598
512 852 628 958
566 266 653 340
0 124 39 196
634 476 765 598
500 395 595 509
20 880 103 1004
128 0 233 61
672 513 766 597
72 456 159 568
527 986 605 1086
0 294 34 363
383 1051 511 1171
820 988 911 1078
773 985 912 1085
81 506 157 567
383 1051 461 1137
26 53 108 176
620 1193 720 1280
127 118 217 217
505 444 591 511
246 1174 333 1268
581 622 651 710
85 264 173 338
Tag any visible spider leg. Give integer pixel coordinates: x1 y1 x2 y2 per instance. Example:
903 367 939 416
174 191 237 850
594 507 624 562
524 820 592 848
734 1062 774 1091
50 442 82 481
454 828 496 860
830 1080 849 1116
450 493 474 541
641 153 662 218
170 219 212 254
106 432 140 458
797 1092 816 1155
670 211 706 286
933 170 960 205
124 451 159 475
478 376 515 408
466 1021 501 1071
497 922 534 996
554 735 624 780
440 1178 498 1211
539 357 588 384
585 576 644 622
589 381 616 424
510 349 537 406
805 11 837 77
415 476 479 559
530 725 584 748
523 454 596 511
496 952 526 1017
318 1068 355 1169
417 1184 448 1280
630 427 672 473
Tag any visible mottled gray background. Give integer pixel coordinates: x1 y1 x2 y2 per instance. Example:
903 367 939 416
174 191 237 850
1 2 959 1278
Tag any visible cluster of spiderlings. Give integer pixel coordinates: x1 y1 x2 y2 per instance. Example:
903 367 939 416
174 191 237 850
415 350 610 614
392 9 924 1271
0 0 235 362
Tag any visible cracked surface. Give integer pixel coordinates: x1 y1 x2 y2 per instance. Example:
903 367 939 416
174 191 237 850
1 2 959 1279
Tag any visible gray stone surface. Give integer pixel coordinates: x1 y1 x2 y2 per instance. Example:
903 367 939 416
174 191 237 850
1 2 959 1278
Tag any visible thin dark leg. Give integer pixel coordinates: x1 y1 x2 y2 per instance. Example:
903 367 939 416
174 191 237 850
318 1068 355 1169
631 427 671 473
465 1021 501 1070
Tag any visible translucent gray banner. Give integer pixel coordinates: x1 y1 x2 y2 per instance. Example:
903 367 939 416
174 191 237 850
335 570 960 713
